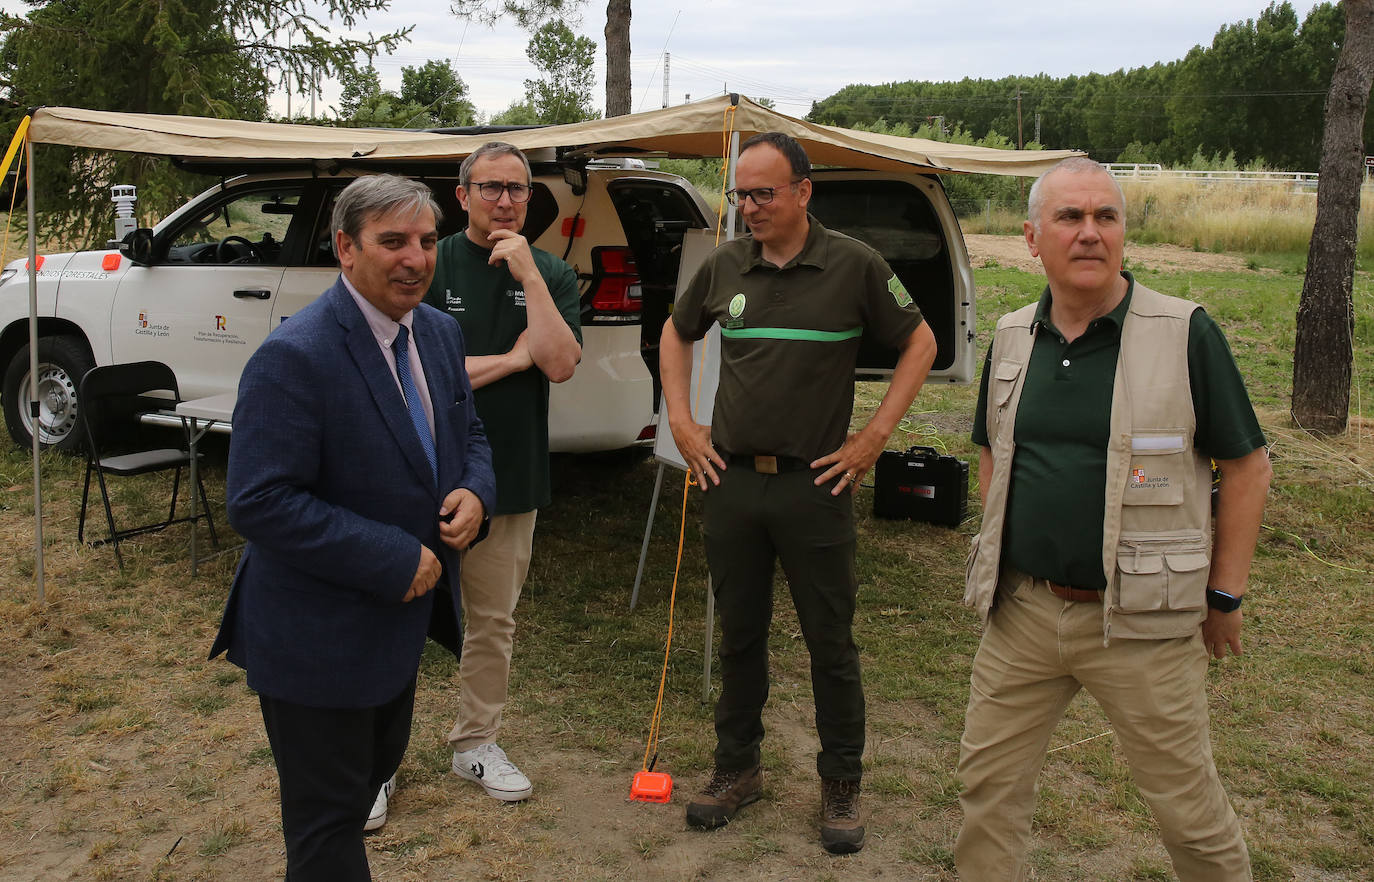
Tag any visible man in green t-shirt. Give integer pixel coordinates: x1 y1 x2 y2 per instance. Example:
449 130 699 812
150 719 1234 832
370 143 580 820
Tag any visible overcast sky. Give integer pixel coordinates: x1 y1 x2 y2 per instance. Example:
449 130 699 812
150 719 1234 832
284 0 1326 124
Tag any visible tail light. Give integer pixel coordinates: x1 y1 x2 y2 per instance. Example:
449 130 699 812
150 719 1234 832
587 246 642 321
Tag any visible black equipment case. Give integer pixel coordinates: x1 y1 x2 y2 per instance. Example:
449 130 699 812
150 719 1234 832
873 446 969 527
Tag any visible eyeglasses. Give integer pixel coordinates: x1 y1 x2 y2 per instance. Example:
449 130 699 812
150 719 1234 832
725 179 804 206
470 181 532 203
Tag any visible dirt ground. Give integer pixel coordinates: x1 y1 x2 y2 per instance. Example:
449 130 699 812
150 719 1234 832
963 233 1251 274
0 235 1348 881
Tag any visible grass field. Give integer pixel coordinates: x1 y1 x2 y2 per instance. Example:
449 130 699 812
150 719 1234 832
1 243 1373 880
958 179 1374 269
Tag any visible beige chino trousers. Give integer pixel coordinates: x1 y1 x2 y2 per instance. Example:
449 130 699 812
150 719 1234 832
447 510 537 751
955 568 1251 881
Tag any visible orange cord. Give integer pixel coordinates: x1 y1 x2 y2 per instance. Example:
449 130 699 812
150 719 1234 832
640 104 738 774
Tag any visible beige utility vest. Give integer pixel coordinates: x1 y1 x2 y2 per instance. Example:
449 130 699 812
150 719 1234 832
964 283 1214 642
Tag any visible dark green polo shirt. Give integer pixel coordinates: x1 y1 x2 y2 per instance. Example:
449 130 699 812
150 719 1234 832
426 232 582 515
971 273 1265 589
673 215 925 461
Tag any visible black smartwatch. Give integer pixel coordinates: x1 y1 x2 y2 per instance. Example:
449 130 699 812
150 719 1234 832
1205 588 1243 613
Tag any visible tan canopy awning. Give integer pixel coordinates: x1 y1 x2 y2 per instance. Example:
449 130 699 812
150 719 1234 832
27 95 1081 177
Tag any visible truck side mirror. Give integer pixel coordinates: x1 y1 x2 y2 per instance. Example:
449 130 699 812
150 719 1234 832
119 228 154 265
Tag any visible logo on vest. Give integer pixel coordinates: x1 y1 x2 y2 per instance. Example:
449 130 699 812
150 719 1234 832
726 292 746 329
1129 468 1171 490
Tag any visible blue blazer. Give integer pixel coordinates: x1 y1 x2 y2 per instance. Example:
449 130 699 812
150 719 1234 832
209 278 497 709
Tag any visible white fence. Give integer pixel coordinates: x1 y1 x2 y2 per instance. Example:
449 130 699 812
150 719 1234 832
1102 163 1324 189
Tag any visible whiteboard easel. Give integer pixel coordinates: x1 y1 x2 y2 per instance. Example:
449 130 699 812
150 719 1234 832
630 133 739 702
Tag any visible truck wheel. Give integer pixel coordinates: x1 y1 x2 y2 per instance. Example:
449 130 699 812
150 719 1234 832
2 336 95 453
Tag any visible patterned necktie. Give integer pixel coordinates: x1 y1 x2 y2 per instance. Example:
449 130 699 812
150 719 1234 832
392 324 437 483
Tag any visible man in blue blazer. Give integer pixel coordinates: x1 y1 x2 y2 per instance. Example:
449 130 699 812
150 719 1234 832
210 174 496 881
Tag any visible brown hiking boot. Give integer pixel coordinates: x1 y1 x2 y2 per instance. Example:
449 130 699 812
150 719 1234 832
685 766 763 829
819 777 865 854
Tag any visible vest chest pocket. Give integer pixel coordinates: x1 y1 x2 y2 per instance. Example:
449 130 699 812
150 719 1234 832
993 359 1022 407
1123 431 1188 506
1116 532 1210 612
989 359 1023 439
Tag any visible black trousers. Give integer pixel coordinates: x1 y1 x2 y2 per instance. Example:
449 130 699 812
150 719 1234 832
258 679 416 882
702 466 864 780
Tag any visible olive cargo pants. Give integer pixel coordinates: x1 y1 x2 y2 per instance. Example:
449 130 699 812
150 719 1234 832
702 465 864 781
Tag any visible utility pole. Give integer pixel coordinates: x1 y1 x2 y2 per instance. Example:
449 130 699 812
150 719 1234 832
663 53 670 109
1016 86 1023 149
1016 86 1025 201
1034 112 1041 145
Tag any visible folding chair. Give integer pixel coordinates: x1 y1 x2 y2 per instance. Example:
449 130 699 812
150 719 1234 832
77 361 218 568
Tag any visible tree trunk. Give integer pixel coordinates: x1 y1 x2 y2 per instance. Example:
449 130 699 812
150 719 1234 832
604 0 631 116
1292 0 1374 433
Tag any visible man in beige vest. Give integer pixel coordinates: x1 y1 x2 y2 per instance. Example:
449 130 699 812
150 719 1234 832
956 157 1271 881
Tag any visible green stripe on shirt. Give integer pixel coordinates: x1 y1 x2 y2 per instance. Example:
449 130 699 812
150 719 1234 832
720 326 863 342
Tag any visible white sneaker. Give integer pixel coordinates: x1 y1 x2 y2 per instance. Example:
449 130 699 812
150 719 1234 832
452 742 533 801
365 775 395 832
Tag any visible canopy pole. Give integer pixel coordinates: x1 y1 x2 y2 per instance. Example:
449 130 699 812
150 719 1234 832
724 131 739 241
26 132 44 603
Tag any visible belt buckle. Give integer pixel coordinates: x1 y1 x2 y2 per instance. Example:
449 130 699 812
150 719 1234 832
754 455 778 474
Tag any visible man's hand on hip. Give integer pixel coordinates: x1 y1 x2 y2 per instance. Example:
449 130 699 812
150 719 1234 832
669 417 725 490
403 545 442 602
812 426 887 496
1202 608 1243 659
439 488 486 550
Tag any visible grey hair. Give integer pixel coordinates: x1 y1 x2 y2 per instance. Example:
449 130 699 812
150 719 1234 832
332 174 442 241
1026 157 1125 232
459 141 532 188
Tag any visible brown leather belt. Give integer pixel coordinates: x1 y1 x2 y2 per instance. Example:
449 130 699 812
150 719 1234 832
724 452 811 474
1048 581 1104 603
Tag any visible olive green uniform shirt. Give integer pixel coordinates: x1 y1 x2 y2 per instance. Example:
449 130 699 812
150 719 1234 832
673 215 925 461
426 233 582 516
971 273 1265 589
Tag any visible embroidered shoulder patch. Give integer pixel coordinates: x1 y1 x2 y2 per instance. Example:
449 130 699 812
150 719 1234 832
888 274 913 308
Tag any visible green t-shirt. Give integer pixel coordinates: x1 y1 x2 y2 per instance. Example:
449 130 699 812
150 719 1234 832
970 273 1266 589
426 232 582 515
672 216 925 461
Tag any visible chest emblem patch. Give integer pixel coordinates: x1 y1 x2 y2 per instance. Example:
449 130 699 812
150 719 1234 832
888 275 913 308
728 293 746 318
1128 469 1171 491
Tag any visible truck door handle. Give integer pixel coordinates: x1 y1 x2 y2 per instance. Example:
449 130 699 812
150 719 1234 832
233 288 272 300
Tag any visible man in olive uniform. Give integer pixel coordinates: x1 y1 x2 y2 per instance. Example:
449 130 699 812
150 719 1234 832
660 131 937 854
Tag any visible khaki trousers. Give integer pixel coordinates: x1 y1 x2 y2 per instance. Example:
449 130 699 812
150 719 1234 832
955 569 1251 881
447 510 537 751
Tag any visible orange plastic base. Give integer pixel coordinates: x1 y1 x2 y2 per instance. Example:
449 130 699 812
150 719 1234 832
629 770 674 803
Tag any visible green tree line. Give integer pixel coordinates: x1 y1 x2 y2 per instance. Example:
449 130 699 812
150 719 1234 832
809 1 1369 170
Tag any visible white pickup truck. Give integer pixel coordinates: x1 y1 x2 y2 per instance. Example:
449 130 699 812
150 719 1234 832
0 162 975 453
